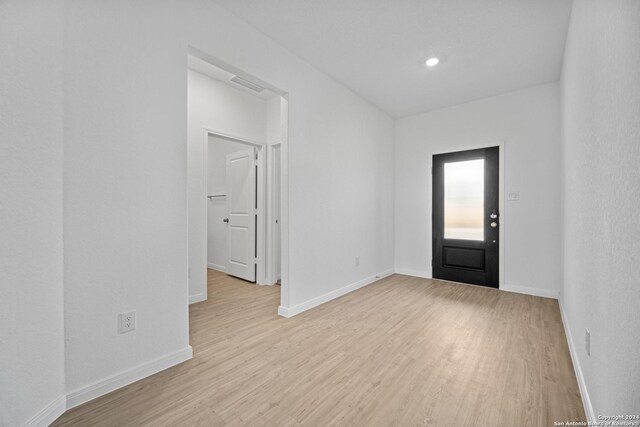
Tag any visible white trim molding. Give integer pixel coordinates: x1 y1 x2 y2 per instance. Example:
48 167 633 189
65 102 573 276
189 293 206 304
66 346 193 410
23 394 66 427
394 269 560 300
207 263 225 272
393 268 431 279
559 298 595 423
278 269 394 318
501 284 559 300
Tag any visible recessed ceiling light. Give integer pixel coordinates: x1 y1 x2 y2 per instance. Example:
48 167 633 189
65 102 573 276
425 57 440 67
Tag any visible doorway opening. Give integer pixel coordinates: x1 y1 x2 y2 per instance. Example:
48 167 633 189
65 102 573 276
187 47 289 311
432 146 501 288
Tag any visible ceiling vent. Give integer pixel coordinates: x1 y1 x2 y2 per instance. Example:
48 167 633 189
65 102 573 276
229 75 265 93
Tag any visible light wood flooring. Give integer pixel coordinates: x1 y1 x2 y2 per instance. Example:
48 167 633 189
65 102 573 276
54 270 585 426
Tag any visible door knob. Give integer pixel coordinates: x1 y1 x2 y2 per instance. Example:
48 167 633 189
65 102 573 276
490 221 498 228
223 218 229 223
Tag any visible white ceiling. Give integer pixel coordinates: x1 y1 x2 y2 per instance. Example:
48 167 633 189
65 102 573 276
213 0 573 118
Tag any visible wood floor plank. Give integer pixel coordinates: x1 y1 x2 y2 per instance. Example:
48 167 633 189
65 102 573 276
53 270 585 426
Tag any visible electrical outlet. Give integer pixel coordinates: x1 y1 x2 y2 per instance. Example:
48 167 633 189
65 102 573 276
585 328 590 356
507 191 520 201
355 256 360 267
119 311 136 334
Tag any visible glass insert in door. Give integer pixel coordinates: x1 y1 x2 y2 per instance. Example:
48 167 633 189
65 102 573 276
444 159 484 241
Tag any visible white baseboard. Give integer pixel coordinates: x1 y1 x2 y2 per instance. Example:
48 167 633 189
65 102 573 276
23 394 66 427
395 269 559 300
501 284 559 299
207 263 225 272
559 299 595 423
259 281 277 286
394 268 432 279
278 269 394 318
189 293 206 304
277 305 291 317
66 346 193 410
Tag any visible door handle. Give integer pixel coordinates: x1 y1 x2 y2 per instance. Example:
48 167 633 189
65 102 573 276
223 218 229 223
490 209 499 227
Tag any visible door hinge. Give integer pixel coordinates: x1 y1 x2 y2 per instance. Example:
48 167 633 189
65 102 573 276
431 259 433 267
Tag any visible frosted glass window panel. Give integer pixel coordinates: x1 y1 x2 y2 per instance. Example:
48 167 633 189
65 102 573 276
444 159 484 241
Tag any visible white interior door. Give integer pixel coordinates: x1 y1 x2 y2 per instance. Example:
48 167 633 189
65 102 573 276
225 147 256 282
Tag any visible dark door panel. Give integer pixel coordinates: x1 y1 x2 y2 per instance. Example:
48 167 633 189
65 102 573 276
443 245 485 270
432 147 499 288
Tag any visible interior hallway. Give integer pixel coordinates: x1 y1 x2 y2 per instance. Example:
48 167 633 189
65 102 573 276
53 270 584 426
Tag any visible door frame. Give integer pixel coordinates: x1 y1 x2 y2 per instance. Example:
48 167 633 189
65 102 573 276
187 47 290 313
203 128 285 289
431 140 505 290
268 143 282 284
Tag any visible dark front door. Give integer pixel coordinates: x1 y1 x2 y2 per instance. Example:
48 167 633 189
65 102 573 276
432 147 499 288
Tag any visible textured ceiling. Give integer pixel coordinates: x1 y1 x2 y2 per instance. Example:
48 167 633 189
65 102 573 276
213 0 573 118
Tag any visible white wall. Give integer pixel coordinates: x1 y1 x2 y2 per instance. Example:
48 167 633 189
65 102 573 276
560 0 640 418
188 69 267 299
395 83 562 298
207 136 254 270
0 1 67 425
62 1 197 404
57 0 395 411
284 89 395 307
180 3 395 308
